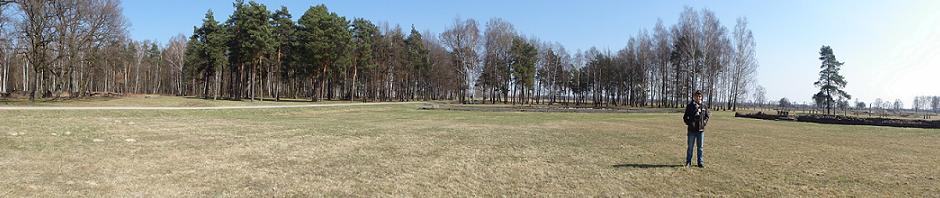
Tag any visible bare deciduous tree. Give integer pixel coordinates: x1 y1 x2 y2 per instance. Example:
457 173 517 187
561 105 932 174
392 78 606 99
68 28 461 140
730 17 757 111
480 18 514 104
164 34 186 95
440 17 480 103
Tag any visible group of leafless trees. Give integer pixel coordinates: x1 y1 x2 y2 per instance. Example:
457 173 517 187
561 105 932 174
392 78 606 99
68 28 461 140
0 0 188 100
866 96 940 114
474 6 760 109
447 6 762 109
912 96 940 114
0 1 762 109
857 97 940 118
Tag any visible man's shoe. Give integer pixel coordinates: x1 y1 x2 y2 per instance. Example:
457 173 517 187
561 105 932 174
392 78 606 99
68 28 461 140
697 164 705 168
685 162 692 167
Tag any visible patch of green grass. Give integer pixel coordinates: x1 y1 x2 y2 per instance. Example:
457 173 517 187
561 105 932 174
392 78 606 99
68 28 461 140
0 97 938 196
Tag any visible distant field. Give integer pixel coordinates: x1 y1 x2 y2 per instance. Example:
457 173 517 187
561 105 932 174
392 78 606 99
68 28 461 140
1 97 938 196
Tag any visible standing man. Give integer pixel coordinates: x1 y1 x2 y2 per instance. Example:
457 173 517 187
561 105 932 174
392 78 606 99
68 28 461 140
683 91 709 168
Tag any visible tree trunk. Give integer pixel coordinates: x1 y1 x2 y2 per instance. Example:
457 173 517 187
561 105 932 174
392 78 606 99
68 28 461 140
214 68 222 100
134 60 140 93
178 64 184 96
350 64 358 101
203 71 211 99
1 57 7 93
23 60 29 92
318 62 329 101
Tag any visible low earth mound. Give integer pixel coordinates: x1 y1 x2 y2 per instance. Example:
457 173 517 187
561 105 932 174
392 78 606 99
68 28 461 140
736 111 940 129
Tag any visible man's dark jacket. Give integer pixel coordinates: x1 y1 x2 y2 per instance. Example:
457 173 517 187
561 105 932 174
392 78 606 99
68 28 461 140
683 100 709 132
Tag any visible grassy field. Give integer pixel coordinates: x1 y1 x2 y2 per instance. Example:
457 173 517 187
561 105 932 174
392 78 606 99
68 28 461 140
1 97 938 196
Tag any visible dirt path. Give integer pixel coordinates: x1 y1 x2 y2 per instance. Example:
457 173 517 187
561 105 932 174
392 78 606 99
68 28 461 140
0 102 424 110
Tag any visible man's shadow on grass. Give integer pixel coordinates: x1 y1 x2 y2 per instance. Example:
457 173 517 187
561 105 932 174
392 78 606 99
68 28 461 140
612 163 684 168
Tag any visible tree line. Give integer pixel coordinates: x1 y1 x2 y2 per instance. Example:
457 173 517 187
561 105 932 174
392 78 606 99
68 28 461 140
0 0 133 100
0 1 761 109
775 96 940 117
863 96 940 114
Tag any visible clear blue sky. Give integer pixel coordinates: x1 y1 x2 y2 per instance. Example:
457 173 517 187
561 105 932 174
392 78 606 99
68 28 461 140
124 0 940 107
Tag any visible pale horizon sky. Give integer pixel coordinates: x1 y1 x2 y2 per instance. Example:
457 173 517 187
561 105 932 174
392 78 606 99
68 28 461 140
123 0 940 108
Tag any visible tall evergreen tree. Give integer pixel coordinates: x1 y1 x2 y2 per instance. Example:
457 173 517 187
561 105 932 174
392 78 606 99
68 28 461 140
187 10 228 99
813 45 850 115
298 4 351 101
349 18 378 101
270 6 295 101
183 35 203 95
406 26 430 100
509 36 537 105
225 0 273 100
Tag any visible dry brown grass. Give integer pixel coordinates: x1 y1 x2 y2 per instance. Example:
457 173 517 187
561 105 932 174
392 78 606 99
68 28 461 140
1 98 938 196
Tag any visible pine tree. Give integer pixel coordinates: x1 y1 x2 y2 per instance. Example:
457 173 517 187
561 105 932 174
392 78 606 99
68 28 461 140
226 0 273 100
813 45 850 115
298 4 351 101
349 18 378 101
270 6 295 101
510 36 537 105
406 26 430 100
188 10 228 99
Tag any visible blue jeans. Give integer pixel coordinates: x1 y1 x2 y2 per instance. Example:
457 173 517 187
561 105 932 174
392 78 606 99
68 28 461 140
686 131 704 165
